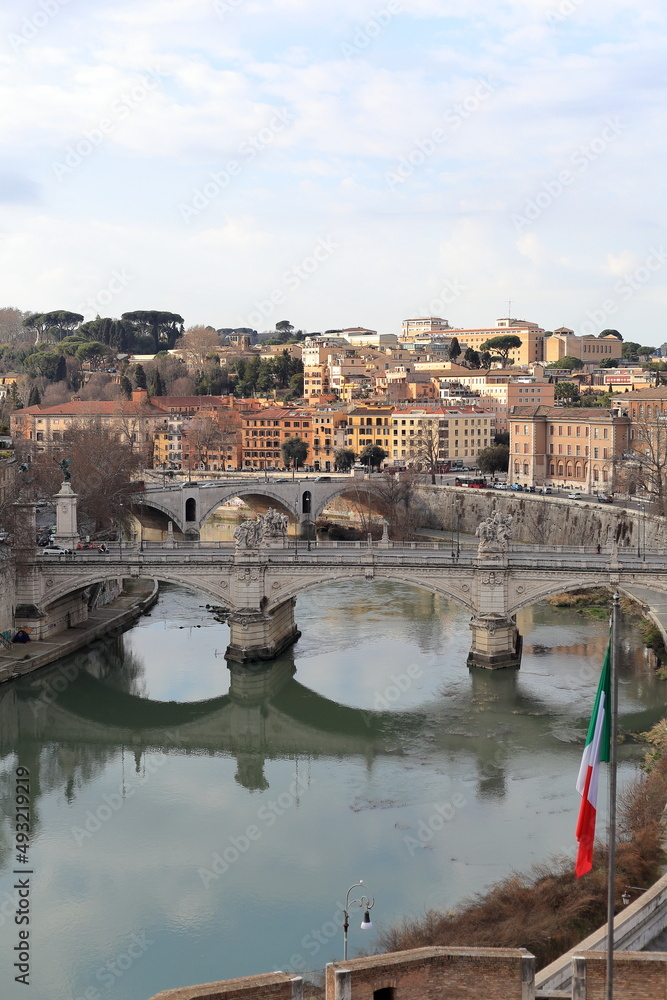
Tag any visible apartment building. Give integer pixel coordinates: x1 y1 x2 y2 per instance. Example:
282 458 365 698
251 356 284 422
343 405 394 456
11 391 163 457
449 319 545 366
448 375 555 430
389 405 494 465
400 317 451 338
311 409 348 470
508 405 629 490
545 331 623 365
241 406 313 470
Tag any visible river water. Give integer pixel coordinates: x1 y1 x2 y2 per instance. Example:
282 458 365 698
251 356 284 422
0 581 665 1000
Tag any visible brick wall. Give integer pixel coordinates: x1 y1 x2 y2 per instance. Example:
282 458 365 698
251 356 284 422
573 951 667 1000
325 946 534 999
146 971 302 1000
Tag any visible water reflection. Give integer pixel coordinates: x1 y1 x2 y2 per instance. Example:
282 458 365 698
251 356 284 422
0 582 665 1000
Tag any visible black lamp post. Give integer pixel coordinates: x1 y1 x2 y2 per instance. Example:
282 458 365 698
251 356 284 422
342 880 375 961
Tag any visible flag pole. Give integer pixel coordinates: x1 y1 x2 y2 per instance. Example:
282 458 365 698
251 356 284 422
606 592 620 1000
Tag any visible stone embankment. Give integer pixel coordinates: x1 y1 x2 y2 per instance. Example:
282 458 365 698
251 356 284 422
0 577 158 684
417 486 658 551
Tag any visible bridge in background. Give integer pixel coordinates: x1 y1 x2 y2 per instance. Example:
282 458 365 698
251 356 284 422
135 476 382 536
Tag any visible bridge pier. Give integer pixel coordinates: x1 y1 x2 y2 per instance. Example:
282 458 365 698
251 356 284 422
467 614 522 670
226 597 301 664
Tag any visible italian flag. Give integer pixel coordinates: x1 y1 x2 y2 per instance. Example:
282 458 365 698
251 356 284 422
575 642 611 877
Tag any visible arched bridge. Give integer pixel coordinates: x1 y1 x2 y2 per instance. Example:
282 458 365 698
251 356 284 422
135 476 384 535
16 537 667 669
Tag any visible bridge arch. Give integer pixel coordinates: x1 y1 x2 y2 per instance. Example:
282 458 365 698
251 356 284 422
266 568 476 616
507 575 667 616
40 569 235 613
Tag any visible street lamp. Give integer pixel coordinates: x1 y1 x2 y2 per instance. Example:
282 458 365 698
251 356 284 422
637 502 644 559
621 886 646 906
342 880 375 961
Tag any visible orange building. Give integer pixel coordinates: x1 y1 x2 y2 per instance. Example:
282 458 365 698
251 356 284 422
241 406 314 470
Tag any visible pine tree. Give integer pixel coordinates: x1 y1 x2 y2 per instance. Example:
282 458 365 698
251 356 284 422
134 364 147 390
27 385 41 407
448 336 461 362
119 376 132 400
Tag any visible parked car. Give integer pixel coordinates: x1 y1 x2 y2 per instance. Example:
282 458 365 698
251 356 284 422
510 484 523 491
567 492 582 500
41 544 72 556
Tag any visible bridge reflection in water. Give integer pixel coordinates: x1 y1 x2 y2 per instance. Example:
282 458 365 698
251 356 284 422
0 581 665 1000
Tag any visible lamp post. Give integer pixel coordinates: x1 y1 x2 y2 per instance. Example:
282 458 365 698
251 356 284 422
621 885 646 907
342 880 374 961
637 502 644 559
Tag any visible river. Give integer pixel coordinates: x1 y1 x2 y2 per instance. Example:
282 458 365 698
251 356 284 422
0 581 665 1000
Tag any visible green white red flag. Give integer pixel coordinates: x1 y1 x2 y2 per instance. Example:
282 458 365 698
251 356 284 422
575 642 611 877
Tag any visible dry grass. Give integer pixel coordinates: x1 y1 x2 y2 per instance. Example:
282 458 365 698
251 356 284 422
378 749 667 970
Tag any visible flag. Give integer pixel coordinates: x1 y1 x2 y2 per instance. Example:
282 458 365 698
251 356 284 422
575 642 611 877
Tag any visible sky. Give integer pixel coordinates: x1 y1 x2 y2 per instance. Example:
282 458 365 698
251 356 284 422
1 0 666 341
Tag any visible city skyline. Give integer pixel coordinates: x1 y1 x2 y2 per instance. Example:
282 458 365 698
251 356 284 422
1 1 666 339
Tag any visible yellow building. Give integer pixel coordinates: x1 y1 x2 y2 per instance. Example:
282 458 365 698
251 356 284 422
545 332 623 365
390 406 494 465
343 405 394 456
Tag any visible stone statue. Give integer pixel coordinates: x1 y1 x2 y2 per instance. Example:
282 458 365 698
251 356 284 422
234 509 289 548
262 508 289 537
56 457 72 482
476 510 513 554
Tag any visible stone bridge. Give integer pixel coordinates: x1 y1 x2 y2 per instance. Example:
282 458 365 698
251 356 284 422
135 476 383 536
14 531 667 669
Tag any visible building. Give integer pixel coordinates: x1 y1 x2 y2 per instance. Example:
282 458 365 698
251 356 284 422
400 317 452 337
449 373 555 430
389 405 494 466
447 318 545 366
508 405 629 490
341 328 398 348
545 331 623 366
241 406 313 470
10 391 163 459
342 405 394 458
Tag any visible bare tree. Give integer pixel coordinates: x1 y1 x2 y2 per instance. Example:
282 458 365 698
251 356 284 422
170 375 197 396
25 423 144 535
363 472 425 540
618 410 667 514
0 307 30 343
183 409 241 471
416 419 442 484
175 326 220 370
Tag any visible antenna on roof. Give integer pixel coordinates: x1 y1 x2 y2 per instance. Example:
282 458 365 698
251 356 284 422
507 299 512 319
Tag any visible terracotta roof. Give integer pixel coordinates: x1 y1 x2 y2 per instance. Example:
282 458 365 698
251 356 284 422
15 401 154 416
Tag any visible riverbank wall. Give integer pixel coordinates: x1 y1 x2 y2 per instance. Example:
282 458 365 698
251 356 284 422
0 577 158 684
417 486 662 552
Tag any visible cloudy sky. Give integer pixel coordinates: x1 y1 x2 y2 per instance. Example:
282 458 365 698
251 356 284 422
1 0 666 340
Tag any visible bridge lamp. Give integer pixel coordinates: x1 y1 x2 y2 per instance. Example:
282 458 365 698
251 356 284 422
621 886 645 907
342 880 375 960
